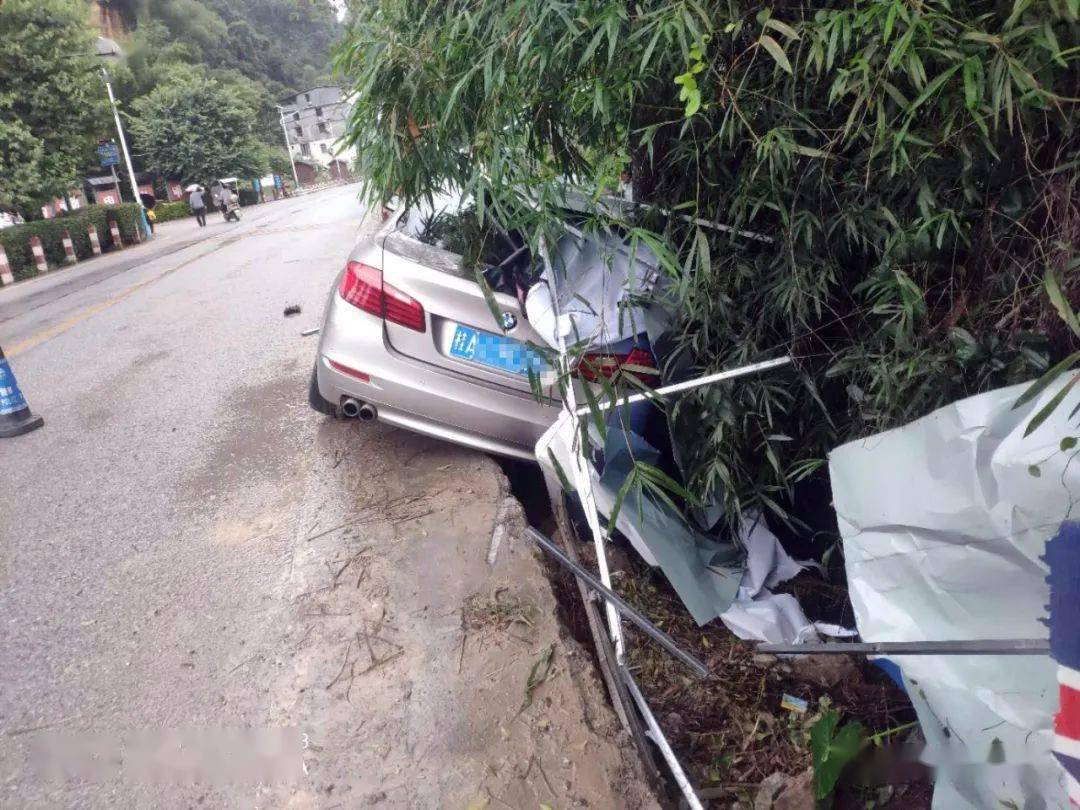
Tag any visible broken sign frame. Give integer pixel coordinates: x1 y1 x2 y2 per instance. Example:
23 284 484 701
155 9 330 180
536 229 794 810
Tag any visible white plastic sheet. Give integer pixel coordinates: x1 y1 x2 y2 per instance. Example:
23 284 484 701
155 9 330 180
830 378 1076 809
720 518 854 645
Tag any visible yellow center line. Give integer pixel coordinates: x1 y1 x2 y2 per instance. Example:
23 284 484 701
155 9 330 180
6 243 226 359
5 214 353 359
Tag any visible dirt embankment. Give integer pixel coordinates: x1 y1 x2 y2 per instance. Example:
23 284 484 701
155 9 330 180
266 420 657 808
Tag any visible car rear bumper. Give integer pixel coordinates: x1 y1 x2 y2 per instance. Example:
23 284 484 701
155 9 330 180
315 295 558 461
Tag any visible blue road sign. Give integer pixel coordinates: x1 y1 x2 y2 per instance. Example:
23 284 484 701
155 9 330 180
97 142 120 168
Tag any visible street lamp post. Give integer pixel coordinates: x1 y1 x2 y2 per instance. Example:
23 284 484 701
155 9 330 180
275 105 301 190
94 38 151 239
100 68 150 239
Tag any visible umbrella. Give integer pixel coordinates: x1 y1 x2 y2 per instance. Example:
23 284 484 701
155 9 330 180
139 192 157 209
184 184 202 193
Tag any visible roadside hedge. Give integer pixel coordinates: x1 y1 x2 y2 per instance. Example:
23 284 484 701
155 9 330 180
0 203 144 280
153 201 189 223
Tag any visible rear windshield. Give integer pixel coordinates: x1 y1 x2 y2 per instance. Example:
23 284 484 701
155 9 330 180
394 190 540 294
397 189 469 242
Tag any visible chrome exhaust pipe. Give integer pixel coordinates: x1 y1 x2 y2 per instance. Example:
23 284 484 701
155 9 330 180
341 398 361 418
357 403 377 422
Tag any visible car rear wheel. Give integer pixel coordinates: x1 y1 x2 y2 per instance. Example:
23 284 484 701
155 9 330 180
308 364 338 417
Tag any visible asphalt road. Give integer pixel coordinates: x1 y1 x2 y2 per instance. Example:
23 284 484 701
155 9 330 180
0 185 375 806
0 186 649 808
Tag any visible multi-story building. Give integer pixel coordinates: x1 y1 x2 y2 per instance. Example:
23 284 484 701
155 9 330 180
279 86 356 178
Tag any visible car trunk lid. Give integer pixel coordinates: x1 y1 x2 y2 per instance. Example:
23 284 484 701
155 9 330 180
379 231 558 400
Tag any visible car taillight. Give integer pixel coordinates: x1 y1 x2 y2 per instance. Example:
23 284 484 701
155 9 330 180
575 347 659 385
339 261 425 332
383 284 425 331
339 261 382 316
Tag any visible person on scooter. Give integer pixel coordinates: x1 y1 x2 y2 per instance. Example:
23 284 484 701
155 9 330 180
223 187 240 222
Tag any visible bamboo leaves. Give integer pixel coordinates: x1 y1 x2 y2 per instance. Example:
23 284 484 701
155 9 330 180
674 38 709 116
907 63 962 116
883 2 899 44
1013 270 1080 437
962 57 983 110
758 34 792 75
1046 268 1080 339
1021 368 1079 437
339 0 1080 532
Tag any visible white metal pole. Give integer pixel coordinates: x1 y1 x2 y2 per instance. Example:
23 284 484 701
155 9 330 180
575 355 793 416
276 106 301 189
538 236 627 660
622 669 705 810
102 69 151 238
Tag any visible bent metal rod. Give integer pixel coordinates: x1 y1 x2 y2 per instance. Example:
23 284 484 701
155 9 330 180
524 526 710 678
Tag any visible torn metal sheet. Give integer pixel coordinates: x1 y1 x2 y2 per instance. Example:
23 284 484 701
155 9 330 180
830 377 1076 809
537 409 849 639
537 408 661 562
537 410 746 625
525 230 667 352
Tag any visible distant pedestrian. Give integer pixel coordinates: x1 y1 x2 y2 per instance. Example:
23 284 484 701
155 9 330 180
189 186 207 227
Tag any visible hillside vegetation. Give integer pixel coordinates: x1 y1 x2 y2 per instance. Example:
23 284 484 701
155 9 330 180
0 0 338 212
106 0 339 184
110 0 339 97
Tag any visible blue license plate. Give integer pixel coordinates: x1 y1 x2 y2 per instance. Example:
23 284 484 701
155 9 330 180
449 325 549 377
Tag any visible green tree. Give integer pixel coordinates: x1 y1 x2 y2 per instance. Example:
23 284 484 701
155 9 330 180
0 105 47 213
204 0 340 88
0 0 109 212
128 76 268 182
265 147 295 178
209 69 281 144
337 0 1080 530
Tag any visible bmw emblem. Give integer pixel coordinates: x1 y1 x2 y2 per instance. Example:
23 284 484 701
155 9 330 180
500 311 518 331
